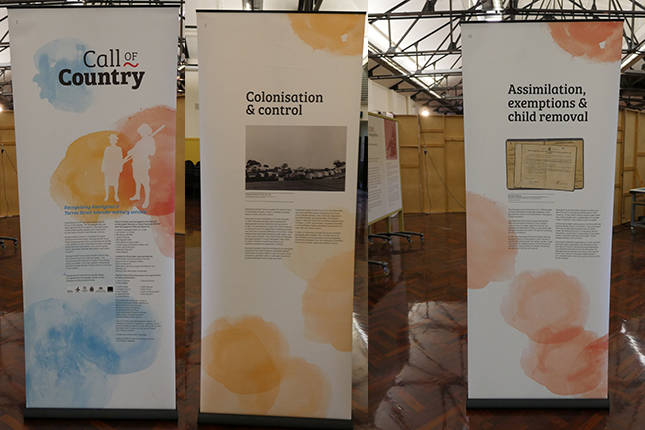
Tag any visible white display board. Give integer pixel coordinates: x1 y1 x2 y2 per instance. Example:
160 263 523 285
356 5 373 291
462 21 621 406
197 11 364 427
368 113 403 224
10 7 178 416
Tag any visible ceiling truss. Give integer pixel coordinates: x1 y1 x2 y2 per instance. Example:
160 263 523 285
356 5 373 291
369 0 645 114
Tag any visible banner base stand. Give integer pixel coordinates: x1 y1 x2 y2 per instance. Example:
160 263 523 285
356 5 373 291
24 408 178 420
197 412 353 429
466 398 610 409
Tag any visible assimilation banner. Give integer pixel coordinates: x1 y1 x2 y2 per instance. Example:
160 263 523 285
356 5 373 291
368 114 403 224
10 7 178 415
462 21 621 405
197 11 364 427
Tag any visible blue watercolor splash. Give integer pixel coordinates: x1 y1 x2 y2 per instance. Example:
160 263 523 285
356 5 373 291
32 38 93 113
82 298 161 374
25 297 161 408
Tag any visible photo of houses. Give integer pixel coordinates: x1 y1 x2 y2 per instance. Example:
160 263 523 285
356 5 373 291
245 125 347 192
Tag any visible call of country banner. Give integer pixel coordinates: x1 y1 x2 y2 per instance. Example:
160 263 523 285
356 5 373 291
10 7 178 414
196 11 364 427
462 21 621 405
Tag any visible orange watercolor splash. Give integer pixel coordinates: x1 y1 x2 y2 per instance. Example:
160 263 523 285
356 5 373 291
282 209 355 350
116 105 175 217
500 269 589 344
466 192 517 289
50 131 135 223
202 315 331 417
203 316 287 395
283 208 355 281
549 21 622 63
302 250 354 352
269 357 331 417
288 14 364 56
50 105 175 257
307 249 354 293
521 330 608 396
207 327 282 393
237 387 281 415
201 375 245 413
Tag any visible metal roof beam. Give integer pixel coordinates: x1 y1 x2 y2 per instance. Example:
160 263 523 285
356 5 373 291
369 69 462 79
369 55 462 113
369 49 461 58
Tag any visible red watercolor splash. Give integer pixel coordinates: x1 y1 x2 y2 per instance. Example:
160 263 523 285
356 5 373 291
466 192 517 289
521 331 608 396
152 213 175 258
50 105 176 259
549 21 622 63
500 269 589 344
116 105 175 217
384 119 397 161
571 334 609 396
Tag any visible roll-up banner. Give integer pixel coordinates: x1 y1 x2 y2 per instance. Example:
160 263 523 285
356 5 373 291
10 7 178 419
462 21 621 408
196 11 364 429
368 113 403 224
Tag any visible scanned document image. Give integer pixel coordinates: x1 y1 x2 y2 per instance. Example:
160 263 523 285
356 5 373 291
506 138 584 190
513 143 577 191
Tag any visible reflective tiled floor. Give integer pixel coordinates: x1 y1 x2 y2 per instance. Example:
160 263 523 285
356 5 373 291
369 213 645 430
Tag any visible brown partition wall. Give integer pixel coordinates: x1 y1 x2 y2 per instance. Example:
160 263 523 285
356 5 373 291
396 114 466 215
396 109 634 227
0 111 18 218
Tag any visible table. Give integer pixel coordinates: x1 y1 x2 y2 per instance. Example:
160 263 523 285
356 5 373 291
630 188 645 233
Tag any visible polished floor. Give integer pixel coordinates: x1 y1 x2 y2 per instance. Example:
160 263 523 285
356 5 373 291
369 212 645 430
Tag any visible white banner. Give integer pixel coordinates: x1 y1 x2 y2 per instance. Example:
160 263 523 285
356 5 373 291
462 21 621 402
368 114 403 224
11 7 178 411
197 11 364 423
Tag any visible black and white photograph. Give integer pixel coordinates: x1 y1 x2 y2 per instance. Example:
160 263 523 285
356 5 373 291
245 125 347 192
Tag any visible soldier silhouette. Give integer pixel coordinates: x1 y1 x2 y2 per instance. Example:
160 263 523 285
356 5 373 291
127 123 164 209
101 134 129 202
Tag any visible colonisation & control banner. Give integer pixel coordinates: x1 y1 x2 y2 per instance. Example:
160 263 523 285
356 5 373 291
197 11 364 427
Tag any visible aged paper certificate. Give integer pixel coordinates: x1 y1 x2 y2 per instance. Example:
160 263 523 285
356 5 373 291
506 140 543 189
514 143 577 191
506 138 584 189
